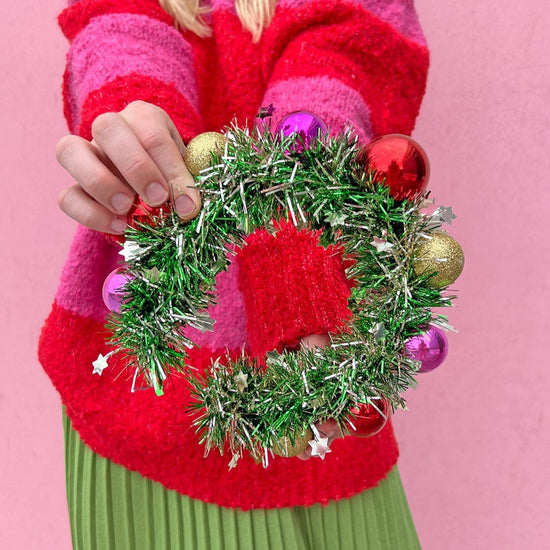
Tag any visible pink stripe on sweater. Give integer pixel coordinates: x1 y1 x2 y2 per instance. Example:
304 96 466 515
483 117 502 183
210 0 237 13
276 0 426 46
67 13 198 129
56 226 248 348
183 258 249 352
262 75 375 145
55 227 120 321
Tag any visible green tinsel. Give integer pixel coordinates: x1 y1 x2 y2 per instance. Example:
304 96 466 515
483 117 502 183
105 123 456 464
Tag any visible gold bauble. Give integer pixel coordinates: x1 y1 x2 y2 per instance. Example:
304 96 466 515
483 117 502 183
271 428 313 458
183 132 226 176
413 232 464 288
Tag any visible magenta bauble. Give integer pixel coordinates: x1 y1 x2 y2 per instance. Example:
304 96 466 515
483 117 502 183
345 398 390 438
404 326 448 373
275 111 328 153
360 134 430 200
102 268 132 313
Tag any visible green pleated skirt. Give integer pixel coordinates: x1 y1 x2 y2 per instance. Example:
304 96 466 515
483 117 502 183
63 413 421 550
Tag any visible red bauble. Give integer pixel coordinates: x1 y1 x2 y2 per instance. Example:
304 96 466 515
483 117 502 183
345 399 390 438
360 134 430 200
128 197 171 227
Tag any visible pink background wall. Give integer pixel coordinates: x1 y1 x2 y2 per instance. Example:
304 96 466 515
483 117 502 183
1 1 549 548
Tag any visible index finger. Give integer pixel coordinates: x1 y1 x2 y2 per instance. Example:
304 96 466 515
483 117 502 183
123 109 201 220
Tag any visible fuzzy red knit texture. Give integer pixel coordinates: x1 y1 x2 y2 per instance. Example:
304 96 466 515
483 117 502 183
238 221 354 356
78 74 204 142
40 0 429 509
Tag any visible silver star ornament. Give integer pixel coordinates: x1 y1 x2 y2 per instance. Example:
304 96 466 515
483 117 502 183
308 437 332 460
371 236 394 253
120 240 141 262
235 371 249 393
92 353 110 375
369 322 387 341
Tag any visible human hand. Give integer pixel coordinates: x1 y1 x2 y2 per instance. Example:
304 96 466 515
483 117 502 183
296 334 345 460
56 101 201 234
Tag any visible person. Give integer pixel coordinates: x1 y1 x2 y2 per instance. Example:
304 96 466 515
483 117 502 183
39 0 430 548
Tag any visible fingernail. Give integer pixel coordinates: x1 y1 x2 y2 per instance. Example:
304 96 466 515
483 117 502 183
146 182 169 205
175 194 196 217
111 193 132 214
110 218 126 234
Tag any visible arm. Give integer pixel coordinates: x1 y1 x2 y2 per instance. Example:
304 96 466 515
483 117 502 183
234 2 428 457
59 0 203 141
237 0 429 356
56 0 204 232
261 0 429 143
236 221 354 357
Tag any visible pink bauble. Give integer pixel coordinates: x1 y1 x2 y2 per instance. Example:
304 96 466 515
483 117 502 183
345 398 390 438
404 326 448 373
360 134 430 200
275 111 328 153
102 268 132 313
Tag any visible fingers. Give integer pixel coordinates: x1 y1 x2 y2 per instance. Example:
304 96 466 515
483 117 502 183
320 419 345 444
296 447 312 461
120 104 200 219
56 135 136 216
300 334 330 350
296 334 342 460
296 419 344 461
56 101 202 232
91 111 171 208
58 184 127 234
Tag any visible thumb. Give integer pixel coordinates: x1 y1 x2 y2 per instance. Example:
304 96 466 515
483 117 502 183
300 334 330 350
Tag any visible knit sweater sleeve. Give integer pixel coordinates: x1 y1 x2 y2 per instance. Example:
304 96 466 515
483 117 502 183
238 0 429 357
260 0 429 144
59 0 203 142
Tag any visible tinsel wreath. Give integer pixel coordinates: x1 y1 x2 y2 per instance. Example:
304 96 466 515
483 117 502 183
101 115 463 467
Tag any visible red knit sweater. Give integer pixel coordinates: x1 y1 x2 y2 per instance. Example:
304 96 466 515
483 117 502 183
39 0 429 509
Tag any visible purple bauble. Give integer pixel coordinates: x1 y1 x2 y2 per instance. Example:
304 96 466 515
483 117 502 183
102 268 132 313
275 111 328 153
404 326 449 373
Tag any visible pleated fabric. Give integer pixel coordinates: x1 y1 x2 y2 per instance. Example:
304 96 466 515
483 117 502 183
63 412 421 550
